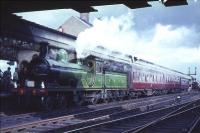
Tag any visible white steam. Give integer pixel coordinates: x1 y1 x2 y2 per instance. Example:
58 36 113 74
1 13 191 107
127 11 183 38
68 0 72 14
76 12 136 58
76 11 200 78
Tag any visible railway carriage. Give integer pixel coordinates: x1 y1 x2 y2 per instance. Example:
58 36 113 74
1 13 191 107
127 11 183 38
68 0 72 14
131 59 191 95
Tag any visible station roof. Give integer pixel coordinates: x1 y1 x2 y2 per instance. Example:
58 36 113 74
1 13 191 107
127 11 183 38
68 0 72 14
1 0 188 14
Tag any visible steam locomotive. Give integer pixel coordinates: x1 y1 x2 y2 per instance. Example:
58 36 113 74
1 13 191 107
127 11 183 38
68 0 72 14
10 41 191 109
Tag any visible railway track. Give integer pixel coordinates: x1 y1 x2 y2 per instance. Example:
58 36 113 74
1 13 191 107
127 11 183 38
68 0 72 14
1 92 199 133
133 103 200 133
65 97 200 133
0 92 190 129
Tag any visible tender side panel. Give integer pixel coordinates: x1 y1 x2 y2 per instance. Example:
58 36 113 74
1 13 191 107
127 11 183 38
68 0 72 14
105 71 127 89
80 73 103 89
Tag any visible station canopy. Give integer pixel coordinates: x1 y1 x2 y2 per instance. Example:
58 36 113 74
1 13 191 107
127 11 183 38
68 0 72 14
1 0 188 14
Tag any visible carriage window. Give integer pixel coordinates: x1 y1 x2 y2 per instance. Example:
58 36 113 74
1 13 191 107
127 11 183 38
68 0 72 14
56 49 68 64
135 72 138 81
139 73 141 81
143 73 145 82
133 72 135 79
96 62 102 73
68 52 77 63
48 48 57 60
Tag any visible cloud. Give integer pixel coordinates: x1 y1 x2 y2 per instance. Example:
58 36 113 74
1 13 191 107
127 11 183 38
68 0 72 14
133 1 200 31
150 24 200 48
76 11 200 80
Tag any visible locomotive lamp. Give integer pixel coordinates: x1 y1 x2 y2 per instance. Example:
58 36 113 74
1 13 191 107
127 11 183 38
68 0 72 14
32 89 36 95
14 82 17 88
41 82 45 89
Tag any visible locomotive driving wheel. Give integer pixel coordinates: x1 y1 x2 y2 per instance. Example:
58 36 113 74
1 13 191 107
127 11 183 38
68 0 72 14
91 97 99 104
41 96 54 111
90 91 101 104
57 95 68 109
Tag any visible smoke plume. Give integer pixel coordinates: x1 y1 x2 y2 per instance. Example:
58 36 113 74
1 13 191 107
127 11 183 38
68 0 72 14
76 11 200 78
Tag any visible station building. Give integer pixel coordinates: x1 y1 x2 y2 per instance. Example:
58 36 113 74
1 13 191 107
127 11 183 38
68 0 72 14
58 13 92 37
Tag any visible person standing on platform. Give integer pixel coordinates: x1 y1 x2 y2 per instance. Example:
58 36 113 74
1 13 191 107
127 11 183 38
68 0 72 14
3 67 12 91
0 69 3 90
0 69 3 79
13 68 19 88
18 61 29 87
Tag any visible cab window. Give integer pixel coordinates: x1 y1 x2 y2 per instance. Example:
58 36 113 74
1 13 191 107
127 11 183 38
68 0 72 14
47 48 69 64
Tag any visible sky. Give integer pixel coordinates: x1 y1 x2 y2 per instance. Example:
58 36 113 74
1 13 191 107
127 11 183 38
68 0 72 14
1 0 199 80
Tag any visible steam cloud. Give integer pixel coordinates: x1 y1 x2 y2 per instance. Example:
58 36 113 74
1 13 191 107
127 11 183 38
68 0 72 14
76 11 200 78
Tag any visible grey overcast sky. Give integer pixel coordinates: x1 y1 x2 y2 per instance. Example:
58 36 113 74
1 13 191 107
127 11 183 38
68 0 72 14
14 0 200 80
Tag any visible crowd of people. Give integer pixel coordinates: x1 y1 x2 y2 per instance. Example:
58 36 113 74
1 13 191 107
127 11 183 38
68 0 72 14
0 67 18 91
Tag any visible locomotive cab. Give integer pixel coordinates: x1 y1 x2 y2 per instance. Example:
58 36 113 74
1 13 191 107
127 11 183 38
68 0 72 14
80 56 97 72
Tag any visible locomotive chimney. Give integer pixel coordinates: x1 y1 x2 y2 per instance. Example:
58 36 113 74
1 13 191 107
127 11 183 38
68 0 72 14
80 13 89 23
39 41 49 58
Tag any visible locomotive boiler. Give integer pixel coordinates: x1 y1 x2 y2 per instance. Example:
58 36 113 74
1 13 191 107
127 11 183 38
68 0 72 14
28 42 79 88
